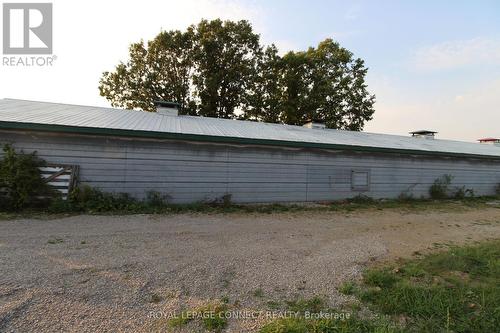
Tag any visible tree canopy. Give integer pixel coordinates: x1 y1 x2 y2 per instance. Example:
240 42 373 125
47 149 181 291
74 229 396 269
99 19 375 130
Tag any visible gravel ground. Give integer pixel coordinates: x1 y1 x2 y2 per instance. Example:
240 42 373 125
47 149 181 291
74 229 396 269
1 205 499 332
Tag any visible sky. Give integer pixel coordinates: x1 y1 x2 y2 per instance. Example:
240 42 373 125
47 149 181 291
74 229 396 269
1 0 499 142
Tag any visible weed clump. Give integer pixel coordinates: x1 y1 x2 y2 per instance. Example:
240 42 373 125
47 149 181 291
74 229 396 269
339 281 356 295
453 186 474 199
348 194 376 204
429 174 453 199
0 144 54 211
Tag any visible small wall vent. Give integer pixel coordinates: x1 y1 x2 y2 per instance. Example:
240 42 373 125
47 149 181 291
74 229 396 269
351 169 370 192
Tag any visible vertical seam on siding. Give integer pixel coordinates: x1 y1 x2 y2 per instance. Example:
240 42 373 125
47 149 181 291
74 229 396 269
225 146 229 195
305 151 309 202
124 142 129 189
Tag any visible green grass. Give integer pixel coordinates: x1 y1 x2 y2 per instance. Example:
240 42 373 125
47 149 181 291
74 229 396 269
363 269 398 289
260 316 400 333
149 293 162 303
253 288 265 298
338 281 356 295
267 300 282 310
260 296 400 333
168 302 228 332
2 195 499 220
167 312 192 328
261 240 500 333
357 240 500 332
47 238 64 244
285 296 326 314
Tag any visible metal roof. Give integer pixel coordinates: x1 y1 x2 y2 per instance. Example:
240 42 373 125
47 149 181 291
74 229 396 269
1 98 499 159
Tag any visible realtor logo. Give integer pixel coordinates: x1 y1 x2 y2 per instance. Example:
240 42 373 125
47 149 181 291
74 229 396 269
3 3 52 54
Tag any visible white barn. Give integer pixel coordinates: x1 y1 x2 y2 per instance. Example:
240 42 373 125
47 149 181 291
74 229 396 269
0 99 499 203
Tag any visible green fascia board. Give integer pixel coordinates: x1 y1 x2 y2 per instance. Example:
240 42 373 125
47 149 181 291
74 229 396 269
1 121 499 161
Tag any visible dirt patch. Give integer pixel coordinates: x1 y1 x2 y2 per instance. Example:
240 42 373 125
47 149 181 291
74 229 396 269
0 205 499 332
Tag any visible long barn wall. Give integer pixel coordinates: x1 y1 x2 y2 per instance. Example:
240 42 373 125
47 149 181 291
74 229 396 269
1 130 500 203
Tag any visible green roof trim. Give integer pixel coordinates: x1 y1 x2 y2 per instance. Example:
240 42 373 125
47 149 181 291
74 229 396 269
1 120 500 161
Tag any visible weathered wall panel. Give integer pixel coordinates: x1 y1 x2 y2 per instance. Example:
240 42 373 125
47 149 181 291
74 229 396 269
1 130 499 203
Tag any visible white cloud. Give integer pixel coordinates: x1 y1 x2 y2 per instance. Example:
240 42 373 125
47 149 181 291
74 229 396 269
413 37 500 71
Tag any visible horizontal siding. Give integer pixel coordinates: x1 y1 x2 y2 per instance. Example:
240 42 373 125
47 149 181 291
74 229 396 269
1 130 500 203
7 135 500 168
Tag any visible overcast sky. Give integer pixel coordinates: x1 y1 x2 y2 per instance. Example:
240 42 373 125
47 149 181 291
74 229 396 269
1 0 499 142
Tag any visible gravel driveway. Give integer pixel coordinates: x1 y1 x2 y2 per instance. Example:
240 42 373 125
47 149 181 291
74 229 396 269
1 205 499 332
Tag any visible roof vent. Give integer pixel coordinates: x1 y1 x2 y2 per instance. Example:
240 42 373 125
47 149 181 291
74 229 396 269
153 100 180 116
410 130 437 139
478 138 500 146
303 120 326 130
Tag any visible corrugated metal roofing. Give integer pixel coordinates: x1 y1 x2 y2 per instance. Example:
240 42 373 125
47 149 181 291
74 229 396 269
1 98 500 159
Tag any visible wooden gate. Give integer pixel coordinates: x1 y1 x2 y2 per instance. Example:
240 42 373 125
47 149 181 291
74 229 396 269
39 164 79 199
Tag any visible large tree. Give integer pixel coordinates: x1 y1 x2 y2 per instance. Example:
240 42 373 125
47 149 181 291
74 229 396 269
99 19 260 117
99 20 375 130
242 45 283 123
192 19 261 118
306 39 375 130
99 29 196 113
249 39 375 130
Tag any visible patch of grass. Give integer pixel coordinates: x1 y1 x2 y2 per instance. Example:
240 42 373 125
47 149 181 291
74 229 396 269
330 196 493 215
347 194 377 204
261 241 500 333
260 297 399 333
199 303 228 332
338 281 356 295
0 210 74 221
285 296 326 314
267 300 282 310
168 301 228 332
253 288 265 298
150 293 162 303
363 269 398 289
220 269 235 288
260 296 397 333
259 315 401 333
221 278 231 288
47 238 64 244
168 312 192 328
355 240 500 332
0 212 17 220
398 262 426 278
3 184 498 219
